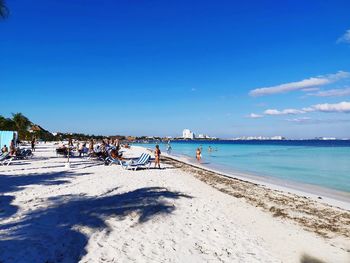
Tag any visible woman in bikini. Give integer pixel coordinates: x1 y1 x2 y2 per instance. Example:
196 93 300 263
196 147 201 161
154 145 161 169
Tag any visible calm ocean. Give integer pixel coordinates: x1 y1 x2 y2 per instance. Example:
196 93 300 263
134 140 350 199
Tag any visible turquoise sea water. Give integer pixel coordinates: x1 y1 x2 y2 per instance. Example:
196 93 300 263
134 141 350 197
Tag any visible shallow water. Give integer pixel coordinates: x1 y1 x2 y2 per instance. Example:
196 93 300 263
134 140 350 195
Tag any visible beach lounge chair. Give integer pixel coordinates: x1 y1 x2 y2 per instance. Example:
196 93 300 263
122 153 151 171
106 156 123 166
0 153 13 166
104 148 124 165
56 147 71 157
15 148 33 160
105 150 122 166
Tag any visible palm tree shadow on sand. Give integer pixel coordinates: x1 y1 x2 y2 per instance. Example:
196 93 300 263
0 170 92 220
0 187 192 262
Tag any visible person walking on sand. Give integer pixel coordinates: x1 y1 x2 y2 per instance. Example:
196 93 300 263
196 147 201 161
154 145 161 169
31 138 36 152
68 138 73 147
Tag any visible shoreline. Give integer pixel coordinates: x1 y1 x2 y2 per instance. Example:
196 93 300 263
158 153 350 239
137 146 350 238
164 152 350 211
135 144 350 210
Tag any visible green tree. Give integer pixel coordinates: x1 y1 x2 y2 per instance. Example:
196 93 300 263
0 115 16 130
12 113 32 140
0 0 8 19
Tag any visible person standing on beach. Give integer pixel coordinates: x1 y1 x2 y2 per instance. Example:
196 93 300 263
88 139 94 153
196 147 201 161
9 140 16 156
31 138 36 152
154 145 161 169
114 139 120 151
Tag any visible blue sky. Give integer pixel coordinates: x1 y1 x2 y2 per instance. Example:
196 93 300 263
1 0 350 138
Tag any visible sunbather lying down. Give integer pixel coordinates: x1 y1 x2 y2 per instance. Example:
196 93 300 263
110 148 123 159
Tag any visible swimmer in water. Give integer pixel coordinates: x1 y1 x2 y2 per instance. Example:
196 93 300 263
196 147 201 161
166 143 172 154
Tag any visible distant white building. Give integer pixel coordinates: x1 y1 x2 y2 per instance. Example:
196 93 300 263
270 136 284 140
316 137 337 140
197 134 214 139
183 129 195 139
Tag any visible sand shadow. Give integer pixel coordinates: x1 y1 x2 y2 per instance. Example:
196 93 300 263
300 254 326 263
1 161 32 167
0 170 91 220
0 195 17 219
0 170 91 195
147 167 177 170
0 187 192 262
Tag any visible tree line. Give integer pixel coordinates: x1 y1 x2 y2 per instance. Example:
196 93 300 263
0 113 56 141
0 113 128 142
0 113 34 140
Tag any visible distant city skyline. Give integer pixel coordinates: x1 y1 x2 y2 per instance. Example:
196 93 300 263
1 1 350 139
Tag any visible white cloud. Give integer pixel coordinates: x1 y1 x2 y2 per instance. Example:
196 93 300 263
301 87 320 92
286 117 312 123
337 29 350 44
264 108 305 115
311 101 350 113
247 113 263 118
249 71 350 97
301 107 315 112
307 87 350 97
253 101 350 119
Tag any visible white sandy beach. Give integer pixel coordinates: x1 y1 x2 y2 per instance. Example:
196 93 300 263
0 143 349 263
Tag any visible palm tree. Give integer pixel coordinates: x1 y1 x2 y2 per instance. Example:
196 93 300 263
0 0 9 19
0 115 15 130
12 113 32 140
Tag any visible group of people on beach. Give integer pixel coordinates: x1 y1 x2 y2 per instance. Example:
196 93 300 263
1 139 34 162
55 138 218 168
56 138 163 169
1 140 17 156
57 138 124 161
